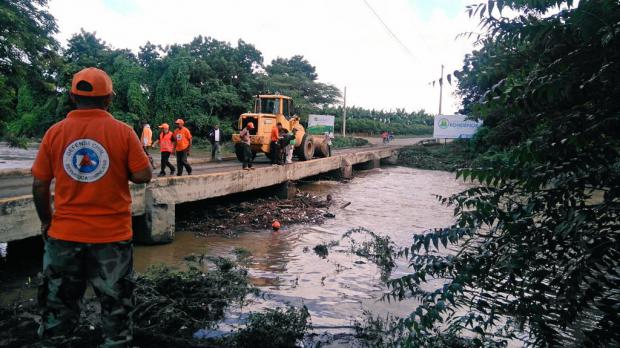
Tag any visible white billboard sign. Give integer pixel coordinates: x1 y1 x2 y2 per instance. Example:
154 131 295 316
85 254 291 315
433 114 482 139
308 114 335 135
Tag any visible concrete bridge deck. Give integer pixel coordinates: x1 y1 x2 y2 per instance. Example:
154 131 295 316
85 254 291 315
0 146 401 244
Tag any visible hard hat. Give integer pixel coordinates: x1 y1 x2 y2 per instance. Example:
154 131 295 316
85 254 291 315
158 123 169 129
247 122 255 129
271 220 281 230
175 119 184 126
71 67 114 97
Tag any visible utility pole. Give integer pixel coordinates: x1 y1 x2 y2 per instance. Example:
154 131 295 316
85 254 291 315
342 86 347 137
438 64 444 116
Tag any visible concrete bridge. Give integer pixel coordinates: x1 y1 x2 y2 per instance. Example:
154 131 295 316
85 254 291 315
0 146 401 244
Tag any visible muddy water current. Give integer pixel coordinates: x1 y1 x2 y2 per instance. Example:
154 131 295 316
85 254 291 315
133 166 471 330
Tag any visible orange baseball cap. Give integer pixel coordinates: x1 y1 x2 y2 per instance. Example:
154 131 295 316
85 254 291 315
247 122 255 129
71 67 114 97
158 123 169 129
175 119 184 126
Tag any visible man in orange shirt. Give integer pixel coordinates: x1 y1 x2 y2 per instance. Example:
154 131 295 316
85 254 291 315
173 118 192 175
31 67 152 347
270 122 284 165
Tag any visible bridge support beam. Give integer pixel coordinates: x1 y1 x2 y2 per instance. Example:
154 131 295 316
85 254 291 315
340 159 353 179
275 181 297 200
356 155 381 170
382 152 399 165
135 191 175 244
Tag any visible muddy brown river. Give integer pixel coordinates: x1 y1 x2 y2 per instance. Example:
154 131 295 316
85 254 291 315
134 166 470 330
0 166 470 340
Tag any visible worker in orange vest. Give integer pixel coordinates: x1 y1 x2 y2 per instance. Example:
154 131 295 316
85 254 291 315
153 123 176 176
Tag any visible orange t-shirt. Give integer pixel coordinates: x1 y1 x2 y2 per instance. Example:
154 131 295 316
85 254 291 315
271 126 279 142
173 126 192 151
31 109 150 243
141 126 152 146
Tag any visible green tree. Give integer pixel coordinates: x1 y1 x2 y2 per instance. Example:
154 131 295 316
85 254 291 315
261 55 341 114
0 0 59 139
372 0 620 346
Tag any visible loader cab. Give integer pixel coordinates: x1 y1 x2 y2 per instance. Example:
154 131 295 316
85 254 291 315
253 95 295 118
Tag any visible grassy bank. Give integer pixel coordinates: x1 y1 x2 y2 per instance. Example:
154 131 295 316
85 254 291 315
332 136 370 149
397 141 475 172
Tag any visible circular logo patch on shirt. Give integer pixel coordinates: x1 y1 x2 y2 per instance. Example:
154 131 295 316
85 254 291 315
63 139 110 183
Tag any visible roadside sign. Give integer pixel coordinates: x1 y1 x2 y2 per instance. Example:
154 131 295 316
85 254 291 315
308 115 335 135
433 114 482 139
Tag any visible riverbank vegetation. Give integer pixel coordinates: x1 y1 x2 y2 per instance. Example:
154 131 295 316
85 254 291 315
350 0 620 346
397 141 475 172
331 136 370 149
0 257 311 347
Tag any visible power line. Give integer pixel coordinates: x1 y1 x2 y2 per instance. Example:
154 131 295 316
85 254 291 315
360 0 416 60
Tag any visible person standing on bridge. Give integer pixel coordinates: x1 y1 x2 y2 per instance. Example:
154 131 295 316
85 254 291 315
209 124 223 162
173 118 193 176
140 120 152 150
31 67 152 347
270 122 283 166
239 122 255 170
153 123 176 177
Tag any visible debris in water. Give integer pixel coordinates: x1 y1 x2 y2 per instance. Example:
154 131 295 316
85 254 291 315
324 212 336 218
313 240 340 259
313 244 329 258
180 192 333 236
340 202 351 209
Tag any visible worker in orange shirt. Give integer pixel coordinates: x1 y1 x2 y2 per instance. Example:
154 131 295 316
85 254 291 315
173 118 192 175
140 120 155 169
31 67 152 347
140 120 152 149
153 123 176 176
270 122 284 165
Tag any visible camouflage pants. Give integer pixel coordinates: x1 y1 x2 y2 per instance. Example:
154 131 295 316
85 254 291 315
38 238 134 347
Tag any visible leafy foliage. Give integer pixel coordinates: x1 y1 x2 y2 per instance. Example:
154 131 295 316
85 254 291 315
133 257 258 335
226 305 311 348
397 141 476 172
331 136 370 149
322 105 434 135
353 0 620 346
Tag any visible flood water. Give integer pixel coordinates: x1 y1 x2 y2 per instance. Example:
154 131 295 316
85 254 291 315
134 166 470 329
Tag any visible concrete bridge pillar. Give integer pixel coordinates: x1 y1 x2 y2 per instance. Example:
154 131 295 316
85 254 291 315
370 155 381 169
357 155 381 170
135 190 175 244
382 151 399 165
275 181 297 200
340 158 353 179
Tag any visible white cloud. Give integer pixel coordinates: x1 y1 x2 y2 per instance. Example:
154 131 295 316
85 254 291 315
48 0 479 114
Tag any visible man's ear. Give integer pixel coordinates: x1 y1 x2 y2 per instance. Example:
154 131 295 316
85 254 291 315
103 94 113 110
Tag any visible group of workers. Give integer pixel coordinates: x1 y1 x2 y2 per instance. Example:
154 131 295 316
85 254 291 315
268 122 298 166
140 119 193 176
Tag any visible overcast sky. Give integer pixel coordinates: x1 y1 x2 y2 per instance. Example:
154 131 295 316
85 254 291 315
48 0 479 114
